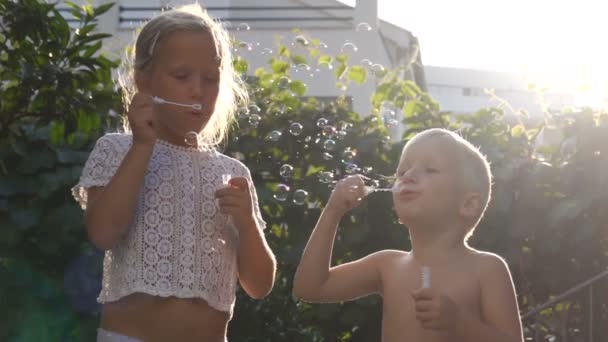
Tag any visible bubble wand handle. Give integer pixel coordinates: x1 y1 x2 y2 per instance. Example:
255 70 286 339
151 96 202 111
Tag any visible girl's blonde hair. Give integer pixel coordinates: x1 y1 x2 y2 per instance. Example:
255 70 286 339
117 3 248 147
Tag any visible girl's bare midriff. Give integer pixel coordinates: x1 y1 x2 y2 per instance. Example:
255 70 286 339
100 292 230 342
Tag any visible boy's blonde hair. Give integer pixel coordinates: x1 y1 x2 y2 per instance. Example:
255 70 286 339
403 128 493 240
117 3 248 147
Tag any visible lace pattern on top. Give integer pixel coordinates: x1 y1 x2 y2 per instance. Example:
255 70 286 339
72 133 266 313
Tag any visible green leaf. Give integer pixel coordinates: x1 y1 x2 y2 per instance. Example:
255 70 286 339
93 2 114 16
335 63 347 80
347 66 367 85
271 59 290 74
336 53 349 64
234 57 249 74
318 55 333 66
511 124 525 138
291 54 307 66
278 44 290 58
288 81 307 96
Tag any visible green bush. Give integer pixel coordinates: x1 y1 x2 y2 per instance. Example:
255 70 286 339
0 1 119 340
1 1 606 341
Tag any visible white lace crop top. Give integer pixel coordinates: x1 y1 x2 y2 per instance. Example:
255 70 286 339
72 133 266 313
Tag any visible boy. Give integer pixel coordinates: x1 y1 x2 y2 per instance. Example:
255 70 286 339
293 128 523 342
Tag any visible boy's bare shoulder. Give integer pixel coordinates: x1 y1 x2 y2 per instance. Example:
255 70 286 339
373 249 410 269
466 248 510 275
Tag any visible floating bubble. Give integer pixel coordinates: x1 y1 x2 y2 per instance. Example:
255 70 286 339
293 35 309 47
237 41 253 51
304 136 312 143
236 23 250 31
295 63 311 73
340 122 353 131
371 64 386 78
341 42 358 54
248 114 261 127
317 118 328 128
248 104 261 114
323 139 336 151
261 48 274 55
362 166 373 175
319 171 334 184
381 105 398 127
322 152 334 160
277 76 291 90
266 130 282 142
322 125 337 137
317 61 333 70
238 106 250 119
289 122 303 136
345 163 359 174
273 184 290 201
356 22 373 32
360 58 373 68
184 131 199 146
336 130 347 140
293 189 308 205
342 148 356 162
318 41 329 49
280 164 294 178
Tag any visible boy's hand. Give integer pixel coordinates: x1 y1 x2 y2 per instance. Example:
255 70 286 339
327 175 368 216
215 177 256 230
128 92 157 146
411 288 460 331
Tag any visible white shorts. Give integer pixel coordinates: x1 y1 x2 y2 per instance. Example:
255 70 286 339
97 328 142 342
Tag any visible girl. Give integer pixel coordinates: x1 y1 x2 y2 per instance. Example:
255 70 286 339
72 4 276 342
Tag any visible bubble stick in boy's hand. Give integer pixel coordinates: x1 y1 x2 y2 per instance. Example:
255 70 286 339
421 266 431 289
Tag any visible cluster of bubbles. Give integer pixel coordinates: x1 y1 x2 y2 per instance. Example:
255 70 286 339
228 21 397 206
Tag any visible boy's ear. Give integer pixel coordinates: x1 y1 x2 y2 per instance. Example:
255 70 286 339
460 192 481 219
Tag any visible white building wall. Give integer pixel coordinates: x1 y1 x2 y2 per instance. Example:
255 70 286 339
424 66 576 117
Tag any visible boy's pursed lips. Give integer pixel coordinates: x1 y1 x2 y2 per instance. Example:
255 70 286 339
394 187 421 198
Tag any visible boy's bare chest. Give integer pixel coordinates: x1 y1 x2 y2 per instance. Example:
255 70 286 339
379 262 481 342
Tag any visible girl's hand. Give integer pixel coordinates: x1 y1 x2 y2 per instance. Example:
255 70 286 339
411 288 460 331
128 92 157 146
215 177 257 231
327 175 368 216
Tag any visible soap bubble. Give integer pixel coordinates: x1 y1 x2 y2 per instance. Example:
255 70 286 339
322 125 337 137
236 23 250 31
322 152 334 160
184 131 199 146
266 130 282 142
293 35 309 47
277 76 291 90
319 171 334 184
273 184 290 201
345 163 359 174
293 189 308 205
317 118 328 128
289 122 303 136
341 42 358 54
248 114 261 127
248 104 261 115
342 148 356 162
323 139 336 151
356 22 373 32
279 164 294 178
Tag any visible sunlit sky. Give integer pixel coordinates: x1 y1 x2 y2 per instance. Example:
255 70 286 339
339 0 607 105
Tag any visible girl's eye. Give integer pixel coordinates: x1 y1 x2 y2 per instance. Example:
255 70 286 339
174 74 188 80
426 167 439 173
